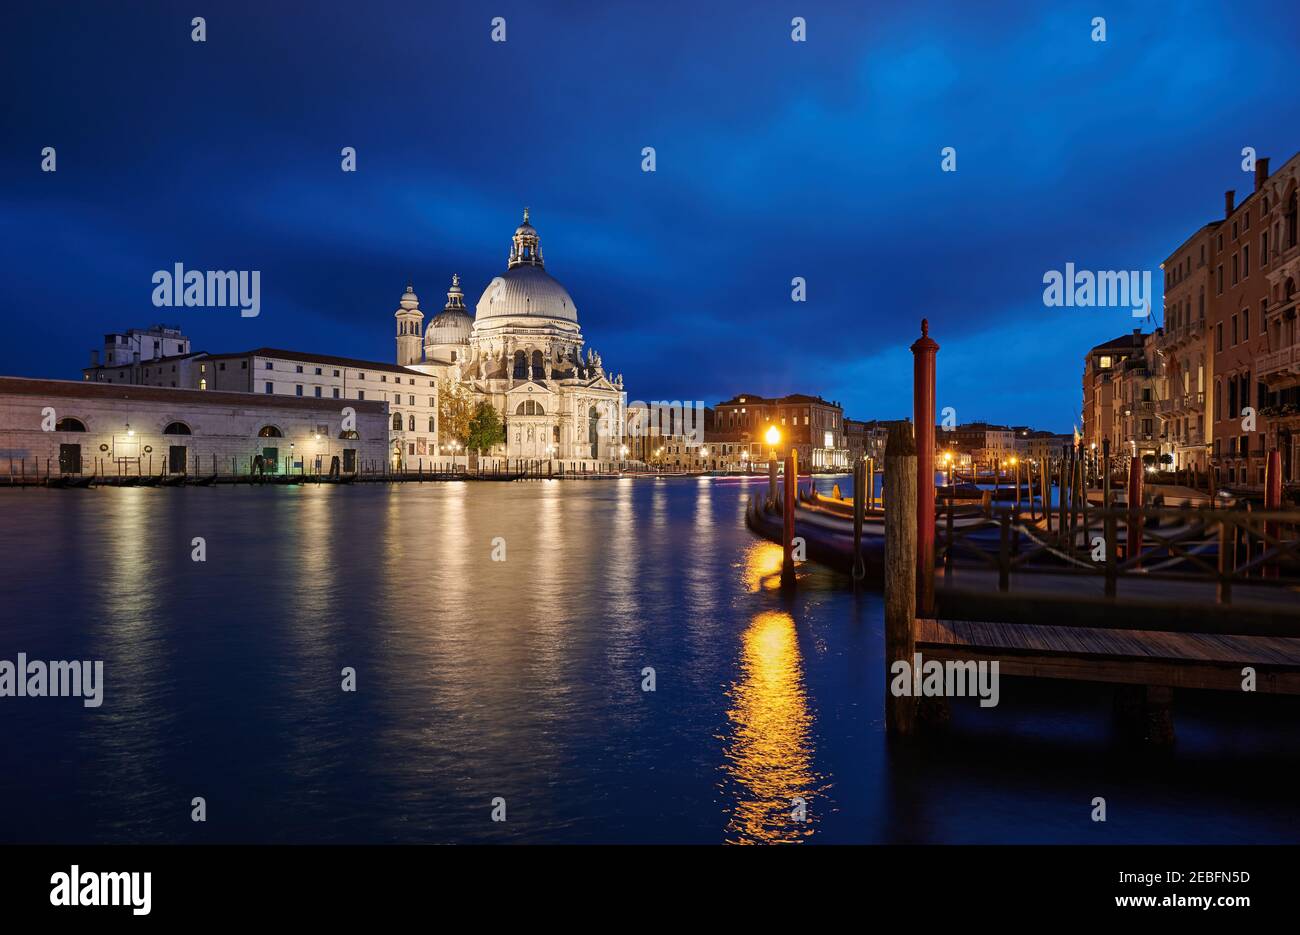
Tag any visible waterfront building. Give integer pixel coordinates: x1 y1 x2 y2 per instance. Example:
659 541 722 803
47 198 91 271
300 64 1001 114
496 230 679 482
625 402 705 469
938 422 1017 466
1082 330 1151 460
399 210 628 466
1086 149 1300 486
1154 225 1214 472
845 418 907 465
709 392 848 469
0 377 389 476
86 347 437 470
1019 429 1075 466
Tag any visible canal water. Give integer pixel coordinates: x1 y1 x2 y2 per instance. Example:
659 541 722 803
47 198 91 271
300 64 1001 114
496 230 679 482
2 478 1297 843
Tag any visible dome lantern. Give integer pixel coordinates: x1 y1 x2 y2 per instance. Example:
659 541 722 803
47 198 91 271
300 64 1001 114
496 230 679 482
508 207 544 269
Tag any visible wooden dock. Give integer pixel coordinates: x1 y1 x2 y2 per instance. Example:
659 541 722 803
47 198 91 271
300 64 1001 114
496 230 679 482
917 618 1300 694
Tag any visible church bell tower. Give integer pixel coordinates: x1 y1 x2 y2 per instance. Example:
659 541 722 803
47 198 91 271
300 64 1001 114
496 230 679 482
395 283 424 366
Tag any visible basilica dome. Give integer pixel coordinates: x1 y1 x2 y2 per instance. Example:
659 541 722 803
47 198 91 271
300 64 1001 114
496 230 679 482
474 209 578 324
425 274 473 347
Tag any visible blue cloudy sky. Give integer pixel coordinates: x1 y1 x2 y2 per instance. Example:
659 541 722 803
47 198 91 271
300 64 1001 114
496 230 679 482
4 1 1299 431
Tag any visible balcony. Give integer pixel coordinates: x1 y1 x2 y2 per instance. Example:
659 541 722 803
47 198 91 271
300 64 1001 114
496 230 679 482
1157 318 1205 349
1260 345 1300 383
1169 429 1204 448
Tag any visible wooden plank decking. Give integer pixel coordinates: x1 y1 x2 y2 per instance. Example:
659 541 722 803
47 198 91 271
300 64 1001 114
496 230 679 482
916 618 1300 694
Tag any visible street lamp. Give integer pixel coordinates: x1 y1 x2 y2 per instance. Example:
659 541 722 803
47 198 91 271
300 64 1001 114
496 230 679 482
764 426 780 466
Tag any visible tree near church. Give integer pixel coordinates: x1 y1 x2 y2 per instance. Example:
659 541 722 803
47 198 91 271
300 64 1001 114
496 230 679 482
465 401 505 456
437 380 474 447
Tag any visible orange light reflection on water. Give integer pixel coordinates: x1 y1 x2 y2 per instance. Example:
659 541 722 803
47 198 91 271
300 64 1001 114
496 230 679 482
721 608 823 844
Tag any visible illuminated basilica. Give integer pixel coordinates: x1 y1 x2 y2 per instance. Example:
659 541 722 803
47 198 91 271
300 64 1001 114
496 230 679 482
395 210 627 462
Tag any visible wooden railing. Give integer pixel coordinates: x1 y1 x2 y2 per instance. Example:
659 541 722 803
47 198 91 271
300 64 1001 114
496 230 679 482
938 499 1300 604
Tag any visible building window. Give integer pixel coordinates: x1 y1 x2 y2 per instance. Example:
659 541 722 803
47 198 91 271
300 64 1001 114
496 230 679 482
333 388 340 399
55 417 87 432
265 362 273 370
199 378 207 390
392 413 402 431
265 382 273 394
1216 323 1223 352
296 385 303 396
333 369 340 377
408 415 415 431
408 395 414 405
314 386 322 398
315 367 322 375
296 365 304 373
358 391 365 400
163 422 191 435
1216 265 1223 294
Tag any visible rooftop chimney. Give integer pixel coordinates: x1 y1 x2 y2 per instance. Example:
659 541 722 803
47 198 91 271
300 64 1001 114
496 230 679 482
1256 157 1270 193
1225 190 1235 218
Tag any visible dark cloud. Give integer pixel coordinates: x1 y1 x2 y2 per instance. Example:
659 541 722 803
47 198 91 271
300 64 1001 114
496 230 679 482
2 1 1297 431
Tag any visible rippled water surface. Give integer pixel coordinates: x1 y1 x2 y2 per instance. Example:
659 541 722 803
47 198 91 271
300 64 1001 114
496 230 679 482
2 478 1297 843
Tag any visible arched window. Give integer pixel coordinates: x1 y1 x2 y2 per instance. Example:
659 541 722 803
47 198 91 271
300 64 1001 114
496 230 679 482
55 417 86 432
163 421 191 435
258 425 282 438
392 413 402 431
408 414 415 431
428 417 435 432
513 350 527 378
515 400 544 416
532 350 543 374
198 378 207 390
1286 189 1298 250
338 430 359 439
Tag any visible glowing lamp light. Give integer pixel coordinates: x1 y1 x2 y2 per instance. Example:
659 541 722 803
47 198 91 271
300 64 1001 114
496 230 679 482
764 426 780 447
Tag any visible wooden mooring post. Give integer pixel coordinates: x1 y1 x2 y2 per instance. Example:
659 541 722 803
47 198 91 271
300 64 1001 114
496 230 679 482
852 458 866 584
1265 449 1282 579
1127 456 1144 567
884 423 918 735
911 319 938 616
781 449 797 590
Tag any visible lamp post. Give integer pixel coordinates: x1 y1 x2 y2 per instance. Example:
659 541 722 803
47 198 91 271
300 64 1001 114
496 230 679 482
765 426 782 505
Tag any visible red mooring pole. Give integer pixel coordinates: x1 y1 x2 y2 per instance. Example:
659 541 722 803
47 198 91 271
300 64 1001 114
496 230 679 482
782 449 798 589
1265 449 1282 579
1127 456 1144 568
911 319 939 615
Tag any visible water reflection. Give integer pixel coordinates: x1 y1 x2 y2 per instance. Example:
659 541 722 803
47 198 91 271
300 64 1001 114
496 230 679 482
741 540 785 592
721 609 822 844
